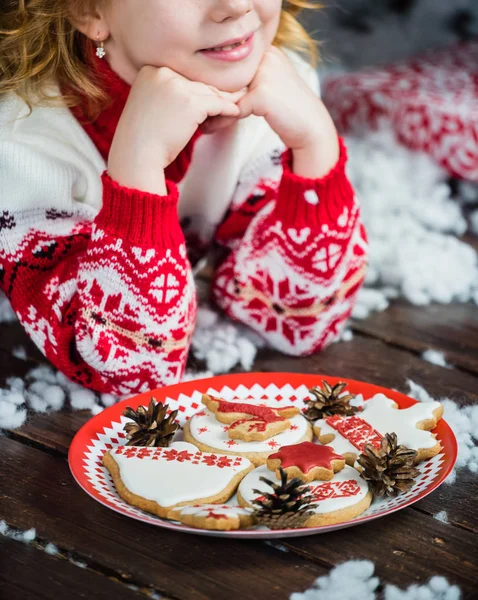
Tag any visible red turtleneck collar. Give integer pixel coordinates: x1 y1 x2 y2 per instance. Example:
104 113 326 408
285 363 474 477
66 44 202 184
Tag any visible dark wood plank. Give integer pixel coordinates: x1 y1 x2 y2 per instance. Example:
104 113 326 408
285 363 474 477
0 321 47 366
0 537 148 600
253 333 478 406
7 410 92 455
351 301 478 375
282 508 478 595
413 469 478 534
0 436 328 600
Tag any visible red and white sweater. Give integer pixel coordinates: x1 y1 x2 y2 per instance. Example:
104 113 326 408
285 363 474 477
0 49 368 395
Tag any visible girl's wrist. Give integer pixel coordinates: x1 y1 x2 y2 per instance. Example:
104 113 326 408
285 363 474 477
107 163 168 196
291 133 340 179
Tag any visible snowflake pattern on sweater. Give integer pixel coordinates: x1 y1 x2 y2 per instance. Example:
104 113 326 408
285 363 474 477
0 49 368 394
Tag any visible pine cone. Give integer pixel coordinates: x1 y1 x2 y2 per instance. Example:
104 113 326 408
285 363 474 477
252 468 315 530
303 380 358 422
123 398 179 447
357 432 420 497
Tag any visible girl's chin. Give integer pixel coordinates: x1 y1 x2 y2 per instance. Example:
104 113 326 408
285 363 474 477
198 68 257 93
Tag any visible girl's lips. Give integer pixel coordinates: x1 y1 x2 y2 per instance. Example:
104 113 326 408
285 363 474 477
198 33 255 62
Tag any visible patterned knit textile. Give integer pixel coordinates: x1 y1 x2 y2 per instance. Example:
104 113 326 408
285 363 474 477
0 49 368 395
324 41 478 182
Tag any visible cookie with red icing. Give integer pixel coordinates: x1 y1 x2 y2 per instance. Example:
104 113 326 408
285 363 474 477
313 393 443 465
184 400 313 466
267 442 345 483
202 394 300 441
103 442 254 519
169 504 254 530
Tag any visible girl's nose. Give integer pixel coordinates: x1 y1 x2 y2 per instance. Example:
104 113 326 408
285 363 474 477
210 0 253 22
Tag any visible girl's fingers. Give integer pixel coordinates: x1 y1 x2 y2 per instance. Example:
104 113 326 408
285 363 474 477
196 95 240 123
192 82 248 102
200 115 239 135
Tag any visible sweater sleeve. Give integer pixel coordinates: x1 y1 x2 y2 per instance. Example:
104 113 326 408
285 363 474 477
211 137 368 355
0 139 197 395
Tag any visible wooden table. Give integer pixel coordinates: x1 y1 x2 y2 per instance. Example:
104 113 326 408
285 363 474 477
1 297 478 599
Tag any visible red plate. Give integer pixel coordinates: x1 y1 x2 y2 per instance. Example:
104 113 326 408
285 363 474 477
68 372 457 538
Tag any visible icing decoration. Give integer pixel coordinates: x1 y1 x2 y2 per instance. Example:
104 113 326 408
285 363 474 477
268 442 344 473
109 442 252 507
315 394 442 456
212 398 294 424
239 465 369 514
171 504 253 520
325 415 383 451
255 480 361 503
189 408 309 453
204 397 299 438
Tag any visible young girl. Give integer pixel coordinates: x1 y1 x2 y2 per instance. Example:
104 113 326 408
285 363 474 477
0 0 368 396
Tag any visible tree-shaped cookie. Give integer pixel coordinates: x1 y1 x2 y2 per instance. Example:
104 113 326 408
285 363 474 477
202 394 300 441
267 442 345 483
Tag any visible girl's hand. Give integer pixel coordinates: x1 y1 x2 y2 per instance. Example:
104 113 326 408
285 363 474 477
202 46 340 176
237 46 337 152
108 66 246 194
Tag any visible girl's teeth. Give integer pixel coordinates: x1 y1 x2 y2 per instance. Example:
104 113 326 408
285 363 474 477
209 39 247 52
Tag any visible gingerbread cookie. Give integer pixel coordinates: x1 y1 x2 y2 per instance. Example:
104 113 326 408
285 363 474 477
238 464 372 527
267 442 345 483
184 404 313 466
169 504 254 531
313 393 443 465
202 395 300 441
103 442 254 518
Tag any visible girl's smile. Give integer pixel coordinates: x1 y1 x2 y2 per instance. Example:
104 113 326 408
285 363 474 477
73 1 282 92
198 30 256 62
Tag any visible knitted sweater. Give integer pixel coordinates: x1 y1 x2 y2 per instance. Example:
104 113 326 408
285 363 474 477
0 49 368 395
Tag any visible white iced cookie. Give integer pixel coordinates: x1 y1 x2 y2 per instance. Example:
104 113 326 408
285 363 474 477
237 465 372 527
313 393 443 465
169 504 254 530
184 404 312 466
103 442 254 518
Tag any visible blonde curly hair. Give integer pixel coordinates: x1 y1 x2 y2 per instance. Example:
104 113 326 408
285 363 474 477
0 0 322 121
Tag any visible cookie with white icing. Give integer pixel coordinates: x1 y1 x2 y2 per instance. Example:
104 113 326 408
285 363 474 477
169 504 254 530
313 393 443 465
238 464 373 527
103 442 254 518
184 402 313 466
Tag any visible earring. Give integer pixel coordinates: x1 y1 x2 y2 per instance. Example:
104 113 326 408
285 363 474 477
96 39 105 59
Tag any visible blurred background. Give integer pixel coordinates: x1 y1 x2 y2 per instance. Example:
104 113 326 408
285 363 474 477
304 0 478 67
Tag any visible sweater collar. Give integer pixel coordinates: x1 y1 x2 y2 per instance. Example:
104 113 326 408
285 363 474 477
67 45 201 183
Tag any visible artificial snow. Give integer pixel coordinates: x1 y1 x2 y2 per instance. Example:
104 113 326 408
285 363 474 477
345 130 478 311
290 560 379 600
291 562 461 600
0 291 17 323
12 345 27 360
0 363 117 430
385 576 461 600
433 511 449 524
470 210 478 236
406 380 478 482
421 350 451 369
44 543 59 555
0 520 36 543
190 306 264 374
